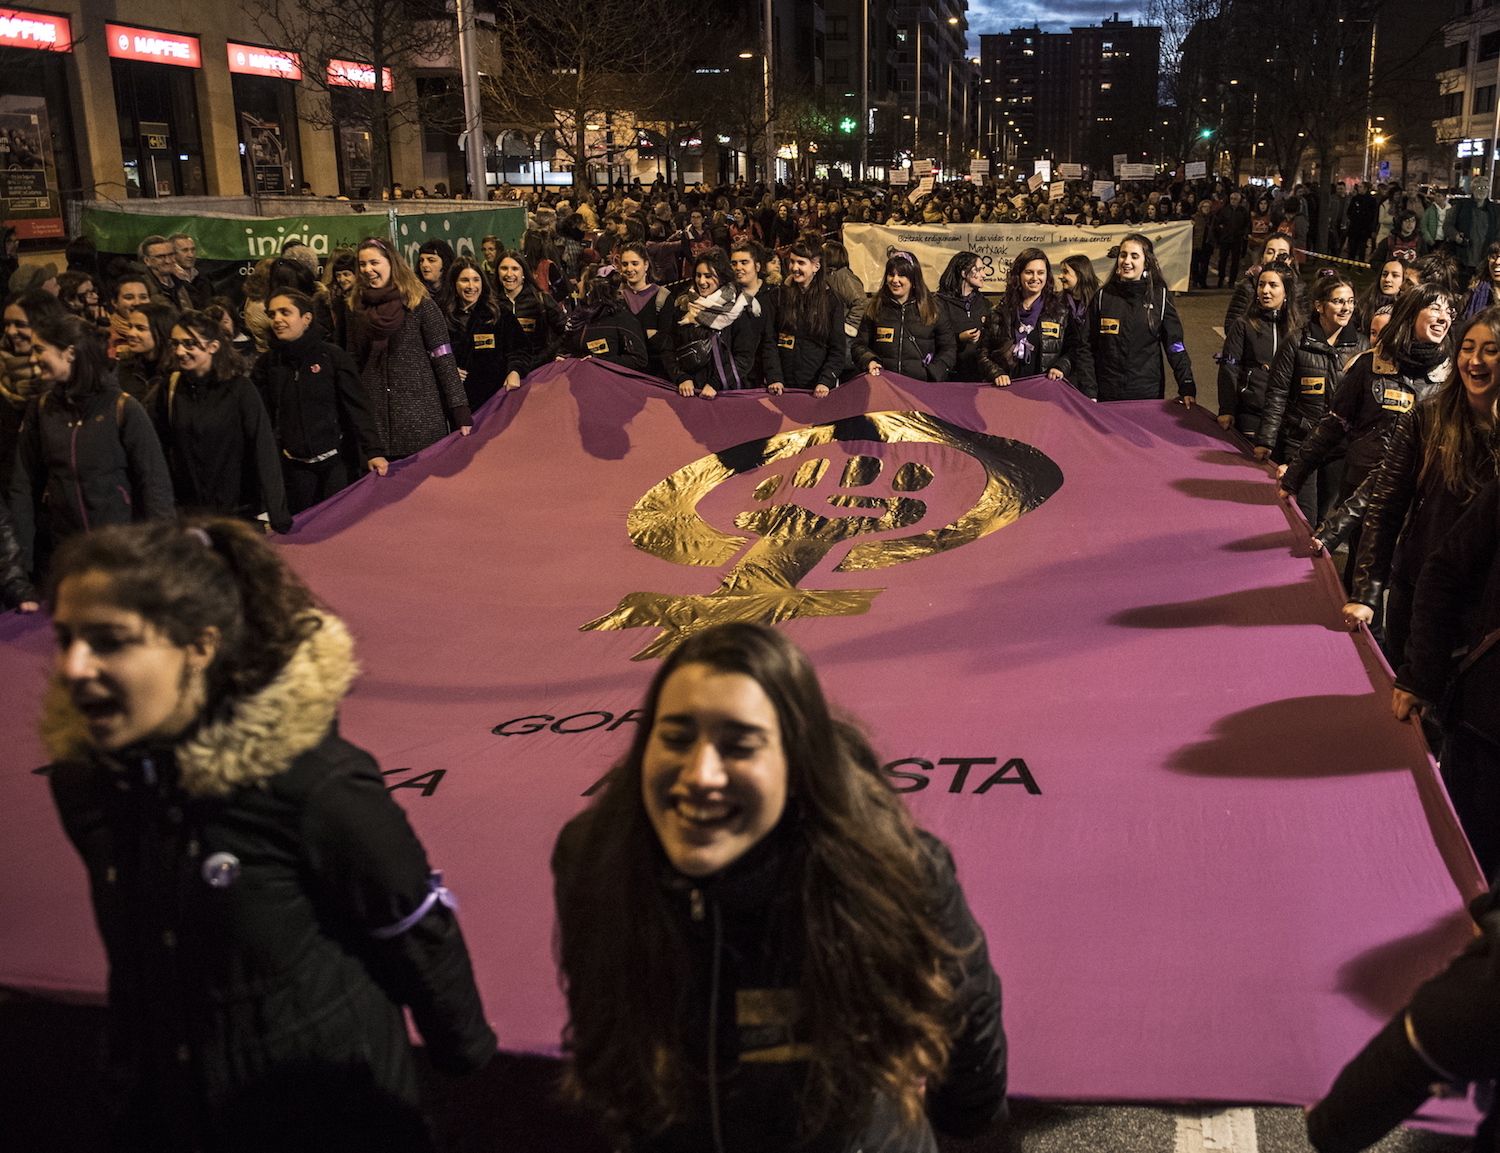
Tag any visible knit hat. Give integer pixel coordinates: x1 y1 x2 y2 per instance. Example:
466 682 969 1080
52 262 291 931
8 262 57 294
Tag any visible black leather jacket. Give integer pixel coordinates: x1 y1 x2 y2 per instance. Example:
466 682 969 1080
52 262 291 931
1348 401 1500 610
1088 277 1195 402
1256 321 1367 455
0 500 34 608
1281 348 1448 501
935 290 994 382
979 297 1092 395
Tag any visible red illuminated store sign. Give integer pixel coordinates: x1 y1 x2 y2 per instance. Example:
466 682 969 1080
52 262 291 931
226 41 302 80
0 7 72 51
105 23 201 68
327 59 393 92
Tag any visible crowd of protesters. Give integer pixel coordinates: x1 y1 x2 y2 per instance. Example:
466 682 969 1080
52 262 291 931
2 167 1499 1153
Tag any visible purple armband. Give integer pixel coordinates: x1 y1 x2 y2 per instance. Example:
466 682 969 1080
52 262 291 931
429 343 453 359
1169 342 1186 354
369 871 457 940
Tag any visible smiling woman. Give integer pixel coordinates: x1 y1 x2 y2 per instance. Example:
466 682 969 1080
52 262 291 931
551 621 1008 1153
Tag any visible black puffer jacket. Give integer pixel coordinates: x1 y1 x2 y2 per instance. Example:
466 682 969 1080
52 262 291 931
659 296 760 392
766 283 847 391
552 817 1006 1153
1348 400 1500 612
1281 348 1449 501
1257 321 1367 458
851 297 957 382
935 290 994 382
253 332 384 466
45 615 496 1153
980 299 1092 395
8 384 174 569
157 372 291 533
1215 309 1289 439
1088 276 1195 402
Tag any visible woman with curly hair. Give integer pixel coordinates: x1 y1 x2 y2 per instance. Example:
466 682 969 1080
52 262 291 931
552 622 1007 1153
43 515 495 1152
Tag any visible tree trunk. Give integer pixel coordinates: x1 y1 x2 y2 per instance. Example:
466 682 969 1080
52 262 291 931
1314 146 1334 254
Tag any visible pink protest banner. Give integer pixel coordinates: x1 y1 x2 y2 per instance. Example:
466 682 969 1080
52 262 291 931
0 364 1483 1127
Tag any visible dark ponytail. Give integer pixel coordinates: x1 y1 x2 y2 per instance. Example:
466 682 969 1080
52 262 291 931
46 516 320 714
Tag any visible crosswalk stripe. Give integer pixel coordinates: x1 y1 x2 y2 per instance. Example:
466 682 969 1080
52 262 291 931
1174 1108 1259 1153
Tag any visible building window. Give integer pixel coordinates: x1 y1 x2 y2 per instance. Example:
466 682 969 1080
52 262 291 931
1457 40 1469 68
1100 82 1112 90
1443 91 1463 117
829 16 848 40
1481 30 1500 60
827 58 849 82
1476 84 1497 115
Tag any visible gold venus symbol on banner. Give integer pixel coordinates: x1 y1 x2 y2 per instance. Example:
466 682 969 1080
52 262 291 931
581 411 1064 660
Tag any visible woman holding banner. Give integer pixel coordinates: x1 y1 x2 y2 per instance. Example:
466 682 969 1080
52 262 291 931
852 250 956 383
348 237 471 460
551 621 1008 1153
982 249 1092 395
1088 234 1197 405
766 239 846 397
936 253 994 382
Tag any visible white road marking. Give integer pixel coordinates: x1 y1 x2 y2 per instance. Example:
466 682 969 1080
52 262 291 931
1174 1108 1259 1153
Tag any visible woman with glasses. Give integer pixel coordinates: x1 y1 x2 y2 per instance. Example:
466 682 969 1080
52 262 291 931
154 311 291 534
347 237 470 460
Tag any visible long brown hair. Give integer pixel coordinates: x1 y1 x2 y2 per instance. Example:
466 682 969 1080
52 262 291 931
873 249 937 325
1422 309 1500 496
351 237 426 311
554 623 961 1141
777 236 836 341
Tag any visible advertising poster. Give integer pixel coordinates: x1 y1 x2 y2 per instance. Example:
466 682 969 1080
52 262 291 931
243 112 290 194
0 94 63 239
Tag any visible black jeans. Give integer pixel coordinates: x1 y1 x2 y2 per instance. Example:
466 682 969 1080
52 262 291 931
282 455 351 515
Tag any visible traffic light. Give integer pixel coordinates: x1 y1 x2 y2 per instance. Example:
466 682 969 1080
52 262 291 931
839 117 857 134
1199 127 1214 139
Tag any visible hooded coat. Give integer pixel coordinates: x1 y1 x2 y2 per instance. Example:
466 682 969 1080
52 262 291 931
46 614 496 1153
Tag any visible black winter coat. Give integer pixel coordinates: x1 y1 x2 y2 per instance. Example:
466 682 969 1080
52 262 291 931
498 285 566 373
1308 883 1500 1153
1088 277 1196 402
253 333 384 466
766 284 847 391
852 297 957 382
349 298 471 459
659 296 760 392
552 818 1007 1153
7 385 174 570
1400 478 1500 706
1348 400 1500 611
979 298 1092 394
561 305 650 371
448 305 529 410
157 372 292 533
1257 321 1367 457
44 615 496 1153
1281 348 1449 502
1215 309 1290 438
935 289 994 382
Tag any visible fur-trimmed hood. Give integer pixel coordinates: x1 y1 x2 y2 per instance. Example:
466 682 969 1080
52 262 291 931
42 611 359 798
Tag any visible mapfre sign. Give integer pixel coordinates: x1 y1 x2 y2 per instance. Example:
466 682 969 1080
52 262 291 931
105 23 201 67
0 7 72 51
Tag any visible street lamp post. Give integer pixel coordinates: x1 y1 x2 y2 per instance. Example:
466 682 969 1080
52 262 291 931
762 0 775 188
860 0 869 179
455 0 487 199
913 20 922 161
